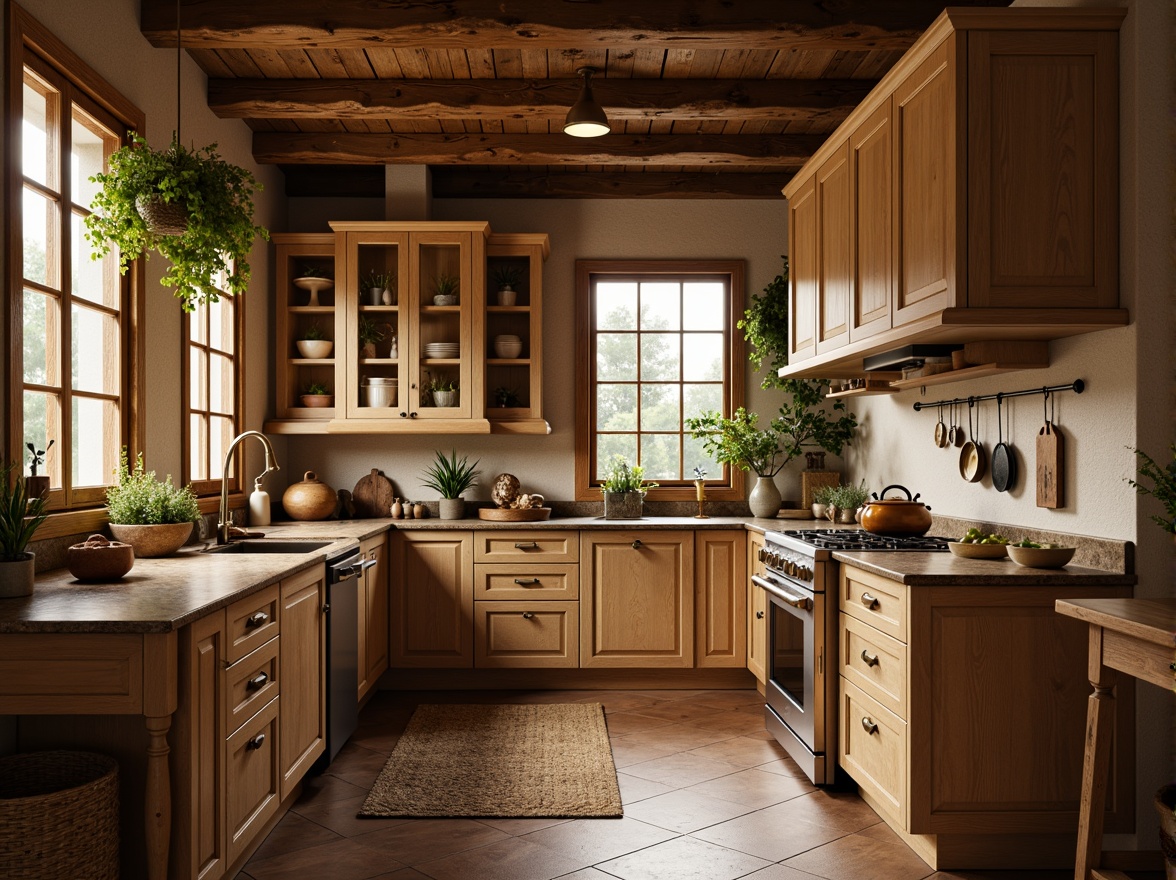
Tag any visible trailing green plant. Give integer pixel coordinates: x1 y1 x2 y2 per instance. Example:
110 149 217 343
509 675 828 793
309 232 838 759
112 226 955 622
421 449 481 499
828 481 870 511
105 449 200 526
1128 444 1176 534
84 134 268 312
301 321 328 341
433 273 460 297
303 381 331 396
685 407 787 477
358 316 386 347
363 270 391 290
739 255 791 389
491 265 524 289
0 462 50 560
600 454 658 494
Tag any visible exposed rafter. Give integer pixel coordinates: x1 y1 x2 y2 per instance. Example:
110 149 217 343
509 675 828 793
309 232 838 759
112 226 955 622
208 78 873 124
254 132 824 166
141 0 989 50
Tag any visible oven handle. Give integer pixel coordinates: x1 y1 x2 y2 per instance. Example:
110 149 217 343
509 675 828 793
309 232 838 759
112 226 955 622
751 575 813 611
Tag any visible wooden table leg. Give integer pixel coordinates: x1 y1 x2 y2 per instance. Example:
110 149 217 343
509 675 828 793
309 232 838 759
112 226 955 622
1075 626 1116 880
145 713 172 880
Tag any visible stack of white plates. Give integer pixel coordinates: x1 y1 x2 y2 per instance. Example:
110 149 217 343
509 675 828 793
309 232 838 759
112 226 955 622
494 335 522 358
423 342 460 359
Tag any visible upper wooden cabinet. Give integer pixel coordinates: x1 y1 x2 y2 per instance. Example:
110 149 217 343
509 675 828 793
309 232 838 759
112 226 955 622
781 8 1126 380
265 223 549 434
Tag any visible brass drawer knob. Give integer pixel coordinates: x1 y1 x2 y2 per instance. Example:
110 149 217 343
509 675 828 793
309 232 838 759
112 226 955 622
861 717 879 735
860 649 879 667
860 592 879 610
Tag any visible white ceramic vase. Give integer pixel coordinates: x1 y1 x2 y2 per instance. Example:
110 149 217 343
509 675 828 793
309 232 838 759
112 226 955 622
748 475 782 519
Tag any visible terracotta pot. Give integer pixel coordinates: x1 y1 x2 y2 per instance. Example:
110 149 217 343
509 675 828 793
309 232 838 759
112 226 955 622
858 484 933 536
67 535 134 581
282 471 337 521
108 521 193 557
0 553 35 598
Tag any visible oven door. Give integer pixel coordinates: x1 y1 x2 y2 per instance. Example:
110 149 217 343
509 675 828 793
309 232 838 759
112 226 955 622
752 573 828 782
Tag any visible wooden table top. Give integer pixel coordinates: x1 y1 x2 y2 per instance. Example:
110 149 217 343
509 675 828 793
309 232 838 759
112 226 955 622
1055 597 1176 648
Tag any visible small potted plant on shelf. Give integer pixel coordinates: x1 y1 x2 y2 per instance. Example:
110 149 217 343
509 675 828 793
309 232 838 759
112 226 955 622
84 133 268 312
493 386 519 408
425 373 458 408
811 483 836 520
296 321 333 359
362 270 393 306
105 449 201 557
491 265 524 306
421 449 481 520
358 316 386 358
293 265 333 307
24 439 54 501
600 454 658 520
0 460 51 598
301 381 333 408
432 273 460 306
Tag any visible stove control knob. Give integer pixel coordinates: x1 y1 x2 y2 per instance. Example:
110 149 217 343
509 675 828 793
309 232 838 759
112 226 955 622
758 548 768 564
770 552 782 569
799 566 813 581
785 560 797 577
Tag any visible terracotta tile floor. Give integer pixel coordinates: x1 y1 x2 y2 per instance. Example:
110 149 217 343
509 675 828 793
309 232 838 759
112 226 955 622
237 689 1161 880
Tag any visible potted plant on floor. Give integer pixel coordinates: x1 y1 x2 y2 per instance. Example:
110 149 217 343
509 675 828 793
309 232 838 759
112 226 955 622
84 134 268 312
296 321 333 359
421 449 480 520
106 450 201 557
0 461 51 598
600 454 658 520
300 382 333 408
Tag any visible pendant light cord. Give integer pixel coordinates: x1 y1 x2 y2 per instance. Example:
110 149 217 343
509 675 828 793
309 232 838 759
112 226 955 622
175 0 181 146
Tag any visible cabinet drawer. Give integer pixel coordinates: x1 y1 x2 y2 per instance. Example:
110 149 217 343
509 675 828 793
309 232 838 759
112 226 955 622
474 601 579 668
474 563 579 600
225 696 281 866
840 569 907 642
474 530 578 563
226 584 280 663
225 636 280 736
840 679 906 826
841 614 906 718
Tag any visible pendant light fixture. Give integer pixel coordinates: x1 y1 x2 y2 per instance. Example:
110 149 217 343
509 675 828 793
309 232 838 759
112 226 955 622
563 67 610 138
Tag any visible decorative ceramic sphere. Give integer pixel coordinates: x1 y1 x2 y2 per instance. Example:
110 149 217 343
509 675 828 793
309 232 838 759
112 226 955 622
491 473 521 508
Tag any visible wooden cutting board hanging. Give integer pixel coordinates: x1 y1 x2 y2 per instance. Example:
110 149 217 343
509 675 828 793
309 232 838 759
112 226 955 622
1036 392 1065 508
352 468 395 518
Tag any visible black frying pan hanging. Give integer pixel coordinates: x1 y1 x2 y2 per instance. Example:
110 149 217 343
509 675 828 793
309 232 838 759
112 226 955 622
991 393 1017 492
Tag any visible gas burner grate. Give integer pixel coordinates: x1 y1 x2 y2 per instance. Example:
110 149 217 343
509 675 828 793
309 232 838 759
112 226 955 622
779 529 949 552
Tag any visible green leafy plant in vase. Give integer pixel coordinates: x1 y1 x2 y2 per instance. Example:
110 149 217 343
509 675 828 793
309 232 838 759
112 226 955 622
685 407 787 518
362 270 393 305
0 460 51 597
421 449 481 519
105 449 201 557
600 454 658 520
84 134 268 312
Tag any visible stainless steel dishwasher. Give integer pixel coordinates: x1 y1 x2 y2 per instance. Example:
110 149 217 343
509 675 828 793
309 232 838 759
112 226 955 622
313 544 373 772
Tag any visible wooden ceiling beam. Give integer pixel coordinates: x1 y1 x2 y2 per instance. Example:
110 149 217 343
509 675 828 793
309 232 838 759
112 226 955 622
209 77 873 123
430 169 795 199
142 0 997 51
254 132 824 167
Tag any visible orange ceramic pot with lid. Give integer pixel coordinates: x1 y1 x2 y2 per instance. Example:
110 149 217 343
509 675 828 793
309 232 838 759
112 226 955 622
859 484 933 536
281 471 337 521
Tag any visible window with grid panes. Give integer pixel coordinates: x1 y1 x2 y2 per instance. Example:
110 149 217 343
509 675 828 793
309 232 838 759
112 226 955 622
575 261 745 501
184 266 241 497
14 26 140 512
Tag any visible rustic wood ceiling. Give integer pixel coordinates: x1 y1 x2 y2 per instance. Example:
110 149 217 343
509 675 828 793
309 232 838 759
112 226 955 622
141 1 1011 199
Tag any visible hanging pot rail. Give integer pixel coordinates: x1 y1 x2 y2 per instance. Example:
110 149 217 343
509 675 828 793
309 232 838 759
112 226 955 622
911 380 1084 412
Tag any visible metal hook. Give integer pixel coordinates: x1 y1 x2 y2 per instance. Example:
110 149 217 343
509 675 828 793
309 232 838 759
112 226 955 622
1043 389 1049 423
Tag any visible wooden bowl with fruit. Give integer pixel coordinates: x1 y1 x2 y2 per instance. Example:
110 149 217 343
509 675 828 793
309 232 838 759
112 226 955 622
948 528 1010 559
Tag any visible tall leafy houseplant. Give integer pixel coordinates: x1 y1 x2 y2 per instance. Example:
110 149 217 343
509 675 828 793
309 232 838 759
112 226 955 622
0 461 50 598
106 450 201 557
422 450 481 519
85 134 269 312
1128 444 1176 534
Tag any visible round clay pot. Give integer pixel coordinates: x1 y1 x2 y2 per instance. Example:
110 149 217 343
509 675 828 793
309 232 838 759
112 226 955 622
438 498 465 520
282 471 337 521
67 535 134 581
0 553 35 598
108 522 193 558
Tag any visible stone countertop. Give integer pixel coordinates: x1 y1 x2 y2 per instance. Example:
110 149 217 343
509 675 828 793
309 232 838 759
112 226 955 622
833 550 1137 585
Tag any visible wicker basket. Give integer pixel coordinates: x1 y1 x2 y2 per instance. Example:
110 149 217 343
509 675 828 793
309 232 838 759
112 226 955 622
135 193 188 235
0 751 119 879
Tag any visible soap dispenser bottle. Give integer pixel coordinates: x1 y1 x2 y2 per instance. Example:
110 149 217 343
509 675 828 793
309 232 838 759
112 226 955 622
248 477 271 526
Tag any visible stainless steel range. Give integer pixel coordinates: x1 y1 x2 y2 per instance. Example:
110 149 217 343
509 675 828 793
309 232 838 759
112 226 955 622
753 528 949 784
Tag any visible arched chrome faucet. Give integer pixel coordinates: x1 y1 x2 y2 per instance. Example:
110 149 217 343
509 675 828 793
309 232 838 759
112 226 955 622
218 431 280 544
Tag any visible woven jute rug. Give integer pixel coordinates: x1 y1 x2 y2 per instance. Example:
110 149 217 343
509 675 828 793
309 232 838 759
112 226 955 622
358 703 623 819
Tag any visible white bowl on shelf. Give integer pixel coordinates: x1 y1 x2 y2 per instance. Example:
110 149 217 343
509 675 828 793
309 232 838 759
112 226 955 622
296 339 333 359
494 335 523 358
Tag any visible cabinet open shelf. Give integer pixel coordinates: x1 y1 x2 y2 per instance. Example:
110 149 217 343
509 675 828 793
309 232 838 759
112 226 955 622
487 358 531 366
887 362 1047 391
289 358 335 366
826 379 899 399
360 305 398 313
486 306 531 314
288 306 335 315
359 358 398 365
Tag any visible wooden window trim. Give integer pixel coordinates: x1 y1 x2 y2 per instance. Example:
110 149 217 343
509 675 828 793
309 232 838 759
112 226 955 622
7 2 145 539
574 259 746 502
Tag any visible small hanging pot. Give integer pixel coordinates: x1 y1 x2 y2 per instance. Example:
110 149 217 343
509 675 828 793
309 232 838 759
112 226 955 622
991 393 1017 493
959 398 986 483
933 402 948 448
135 194 188 236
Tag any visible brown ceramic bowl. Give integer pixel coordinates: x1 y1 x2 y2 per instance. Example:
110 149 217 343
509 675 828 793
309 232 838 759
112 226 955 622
1007 545 1076 569
67 535 135 581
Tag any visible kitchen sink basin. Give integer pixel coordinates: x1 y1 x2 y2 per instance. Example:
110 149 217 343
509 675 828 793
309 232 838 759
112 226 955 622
202 539 335 555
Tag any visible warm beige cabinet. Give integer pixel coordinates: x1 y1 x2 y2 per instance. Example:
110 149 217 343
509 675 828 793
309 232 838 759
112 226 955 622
171 566 326 880
389 530 474 667
579 530 694 668
837 566 1134 869
694 530 746 668
746 531 767 685
357 532 388 702
781 8 1126 381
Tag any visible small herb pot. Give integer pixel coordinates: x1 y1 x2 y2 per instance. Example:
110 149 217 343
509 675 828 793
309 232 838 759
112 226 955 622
603 491 644 520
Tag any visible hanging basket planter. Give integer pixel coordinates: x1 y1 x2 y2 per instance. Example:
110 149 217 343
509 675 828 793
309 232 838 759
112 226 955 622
134 193 188 236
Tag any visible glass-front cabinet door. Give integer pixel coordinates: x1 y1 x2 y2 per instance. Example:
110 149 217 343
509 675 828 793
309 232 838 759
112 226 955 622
340 231 409 420
410 231 476 420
